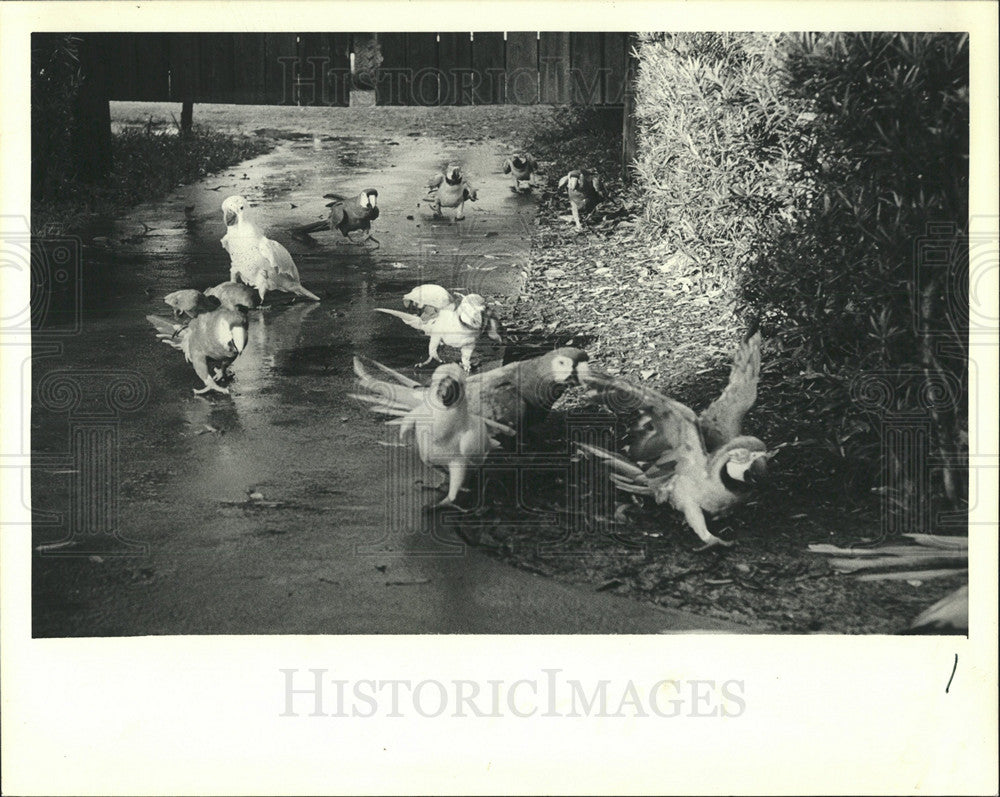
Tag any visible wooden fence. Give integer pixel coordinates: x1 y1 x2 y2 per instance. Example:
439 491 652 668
375 32 628 105
99 32 629 107
103 33 352 106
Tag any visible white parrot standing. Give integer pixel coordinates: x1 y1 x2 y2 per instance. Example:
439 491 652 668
220 195 320 304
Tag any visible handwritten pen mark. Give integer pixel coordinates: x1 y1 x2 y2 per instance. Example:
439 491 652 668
945 654 958 694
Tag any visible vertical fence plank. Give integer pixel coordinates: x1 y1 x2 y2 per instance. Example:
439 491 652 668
133 33 170 101
569 32 604 105
328 33 352 107
471 32 505 104
104 33 138 101
438 32 472 105
265 33 299 105
167 34 201 102
298 33 330 106
538 32 570 104
405 33 439 106
199 34 236 103
232 34 266 104
505 32 539 105
602 32 627 105
298 33 349 106
376 32 408 106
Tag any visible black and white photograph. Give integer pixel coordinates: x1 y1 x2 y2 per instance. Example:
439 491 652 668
2 1 997 794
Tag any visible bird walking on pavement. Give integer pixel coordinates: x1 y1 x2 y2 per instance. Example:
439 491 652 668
292 188 380 249
220 196 320 304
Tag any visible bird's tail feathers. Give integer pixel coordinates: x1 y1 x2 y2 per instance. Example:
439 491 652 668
575 442 647 480
481 415 516 437
349 392 413 415
292 284 321 301
608 473 654 496
292 219 332 236
353 355 422 389
374 307 427 332
147 314 183 337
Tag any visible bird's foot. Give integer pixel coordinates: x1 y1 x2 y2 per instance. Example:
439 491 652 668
428 497 468 513
193 383 229 396
692 536 735 552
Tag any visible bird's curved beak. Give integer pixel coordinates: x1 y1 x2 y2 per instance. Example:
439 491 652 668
231 325 247 354
568 177 579 192
224 209 237 226
744 456 768 485
572 359 591 386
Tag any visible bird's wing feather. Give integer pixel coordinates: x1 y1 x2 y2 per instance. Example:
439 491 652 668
326 203 346 228
583 370 704 464
259 237 300 279
698 331 761 451
427 173 444 190
406 284 455 311
455 295 485 330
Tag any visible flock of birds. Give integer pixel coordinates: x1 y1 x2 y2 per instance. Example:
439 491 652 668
145 153 768 550
141 148 969 632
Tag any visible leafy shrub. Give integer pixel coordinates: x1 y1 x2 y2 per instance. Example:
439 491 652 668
634 32 969 515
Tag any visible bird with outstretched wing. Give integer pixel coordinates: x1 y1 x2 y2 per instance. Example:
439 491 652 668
578 329 772 549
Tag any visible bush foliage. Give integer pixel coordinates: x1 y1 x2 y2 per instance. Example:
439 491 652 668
31 34 84 200
634 32 969 512
32 126 273 236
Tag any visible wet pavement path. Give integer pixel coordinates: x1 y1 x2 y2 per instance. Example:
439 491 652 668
32 119 739 635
